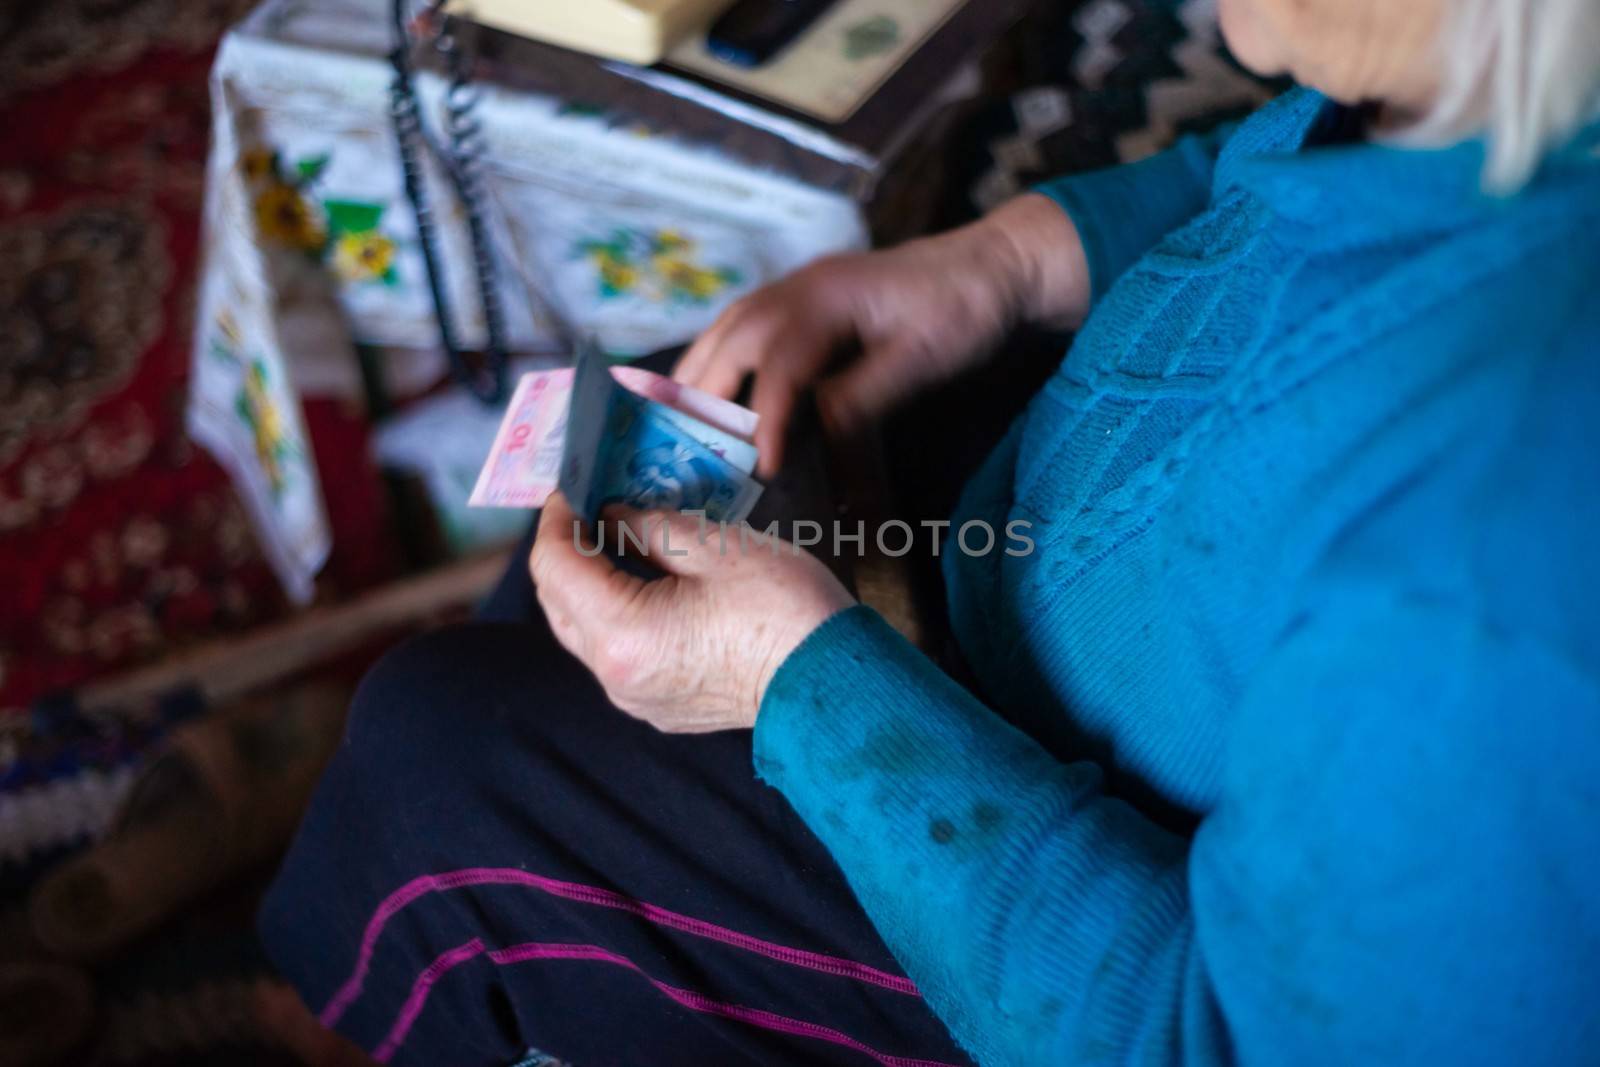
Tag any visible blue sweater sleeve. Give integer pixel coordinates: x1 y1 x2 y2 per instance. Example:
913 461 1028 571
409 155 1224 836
1034 127 1230 305
754 601 1600 1066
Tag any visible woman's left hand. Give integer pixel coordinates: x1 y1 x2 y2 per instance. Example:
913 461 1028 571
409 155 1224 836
530 493 855 733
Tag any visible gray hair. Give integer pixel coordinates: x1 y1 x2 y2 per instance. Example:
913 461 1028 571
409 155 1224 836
1401 0 1600 192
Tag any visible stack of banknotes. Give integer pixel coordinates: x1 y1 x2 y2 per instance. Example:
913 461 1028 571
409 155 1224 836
469 352 764 524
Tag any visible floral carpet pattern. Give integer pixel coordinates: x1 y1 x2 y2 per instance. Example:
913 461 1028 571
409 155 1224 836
0 0 396 724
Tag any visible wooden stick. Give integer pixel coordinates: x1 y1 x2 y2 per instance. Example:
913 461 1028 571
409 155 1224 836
77 550 512 715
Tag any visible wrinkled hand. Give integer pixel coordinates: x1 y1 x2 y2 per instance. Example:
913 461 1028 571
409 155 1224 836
530 493 856 733
673 193 1088 476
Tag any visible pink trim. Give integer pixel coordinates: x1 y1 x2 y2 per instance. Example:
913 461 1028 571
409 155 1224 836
320 866 917 1027
376 938 963 1067
491 943 958 1067
373 938 486 1063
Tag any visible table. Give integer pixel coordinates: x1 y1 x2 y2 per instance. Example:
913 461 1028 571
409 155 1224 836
189 0 1023 602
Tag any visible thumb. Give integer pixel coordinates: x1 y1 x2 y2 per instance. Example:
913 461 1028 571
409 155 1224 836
814 341 924 437
602 505 727 576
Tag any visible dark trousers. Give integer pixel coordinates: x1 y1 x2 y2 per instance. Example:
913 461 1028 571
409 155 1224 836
258 528 972 1067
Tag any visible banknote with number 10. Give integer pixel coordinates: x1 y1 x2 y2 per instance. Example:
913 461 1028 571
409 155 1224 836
469 347 763 525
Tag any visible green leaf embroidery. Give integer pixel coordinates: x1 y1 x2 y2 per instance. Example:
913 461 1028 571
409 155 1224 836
296 153 331 183
322 199 385 236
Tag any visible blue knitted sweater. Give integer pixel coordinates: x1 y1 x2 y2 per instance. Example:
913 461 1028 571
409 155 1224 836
755 89 1600 1066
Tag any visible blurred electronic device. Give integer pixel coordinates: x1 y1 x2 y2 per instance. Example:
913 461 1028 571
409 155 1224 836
705 0 840 67
470 0 1030 198
664 0 965 123
441 0 737 65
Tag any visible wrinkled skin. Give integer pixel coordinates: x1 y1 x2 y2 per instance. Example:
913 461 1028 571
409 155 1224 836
1218 0 1443 115
531 495 852 732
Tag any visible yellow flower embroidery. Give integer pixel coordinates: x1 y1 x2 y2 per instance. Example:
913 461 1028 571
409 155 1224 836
655 256 727 301
332 231 396 282
254 183 324 252
580 228 742 303
216 309 242 349
242 148 277 184
597 256 639 295
241 363 288 496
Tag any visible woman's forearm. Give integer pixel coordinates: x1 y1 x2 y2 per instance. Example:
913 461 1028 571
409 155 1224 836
754 606 1205 1065
981 192 1093 332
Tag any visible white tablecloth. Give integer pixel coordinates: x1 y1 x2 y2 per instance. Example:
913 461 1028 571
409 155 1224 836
190 0 867 601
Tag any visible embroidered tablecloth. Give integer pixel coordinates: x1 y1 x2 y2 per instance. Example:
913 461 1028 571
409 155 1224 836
192 0 869 602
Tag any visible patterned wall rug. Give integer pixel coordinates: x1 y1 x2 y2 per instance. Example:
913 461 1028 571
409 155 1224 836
0 0 399 727
953 0 1277 217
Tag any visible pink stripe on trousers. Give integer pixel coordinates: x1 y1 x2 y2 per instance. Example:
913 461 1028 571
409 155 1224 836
371 938 963 1067
320 866 918 1028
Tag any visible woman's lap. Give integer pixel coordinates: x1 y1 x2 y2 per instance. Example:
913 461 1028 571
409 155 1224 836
260 551 970 1066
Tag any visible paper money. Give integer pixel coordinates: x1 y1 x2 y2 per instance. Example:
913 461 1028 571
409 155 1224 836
469 359 763 524
637 395 759 475
467 372 573 509
597 392 764 523
611 365 758 442
558 337 619 524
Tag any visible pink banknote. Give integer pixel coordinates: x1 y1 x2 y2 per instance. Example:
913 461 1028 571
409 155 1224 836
468 365 759 510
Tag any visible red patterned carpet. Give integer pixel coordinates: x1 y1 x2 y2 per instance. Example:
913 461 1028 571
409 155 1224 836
1 9 400 1064
0 0 397 723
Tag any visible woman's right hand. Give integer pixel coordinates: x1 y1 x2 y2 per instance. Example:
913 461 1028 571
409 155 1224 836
673 193 1089 477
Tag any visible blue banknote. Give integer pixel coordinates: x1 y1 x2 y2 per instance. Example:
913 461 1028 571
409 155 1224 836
558 338 762 525
597 391 763 523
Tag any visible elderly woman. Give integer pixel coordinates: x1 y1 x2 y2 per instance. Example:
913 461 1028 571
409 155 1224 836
262 0 1600 1063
